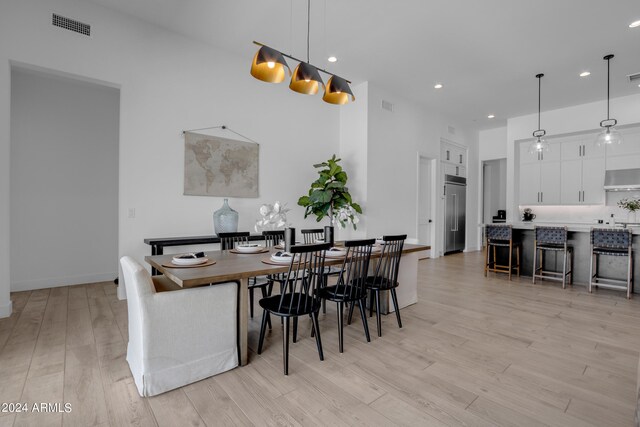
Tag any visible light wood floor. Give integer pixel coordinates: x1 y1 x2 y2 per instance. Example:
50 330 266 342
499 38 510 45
1 251 639 426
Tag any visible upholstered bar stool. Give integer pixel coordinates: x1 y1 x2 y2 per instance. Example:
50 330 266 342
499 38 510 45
484 224 520 280
589 228 634 299
532 226 573 288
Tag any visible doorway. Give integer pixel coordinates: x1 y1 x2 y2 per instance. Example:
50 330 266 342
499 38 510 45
417 155 435 258
481 158 507 225
10 66 120 291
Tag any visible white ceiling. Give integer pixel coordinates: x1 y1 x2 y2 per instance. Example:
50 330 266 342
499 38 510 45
88 0 640 129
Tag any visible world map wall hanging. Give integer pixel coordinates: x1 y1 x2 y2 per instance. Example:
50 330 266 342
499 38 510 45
183 131 259 198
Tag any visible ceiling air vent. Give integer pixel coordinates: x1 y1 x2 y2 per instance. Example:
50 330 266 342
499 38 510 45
381 100 394 112
52 13 91 36
628 72 640 83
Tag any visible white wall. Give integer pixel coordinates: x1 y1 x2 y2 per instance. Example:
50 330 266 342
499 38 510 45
505 93 640 222
479 126 507 161
344 83 479 256
0 0 340 306
338 82 368 241
10 68 119 291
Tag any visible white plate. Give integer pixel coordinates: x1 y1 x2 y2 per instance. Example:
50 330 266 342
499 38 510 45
270 252 300 263
371 245 382 253
325 248 347 258
235 244 264 253
172 256 208 266
315 238 326 243
375 239 387 245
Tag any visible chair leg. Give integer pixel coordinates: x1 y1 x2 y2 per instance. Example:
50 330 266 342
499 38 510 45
358 298 371 342
283 317 290 375
369 289 374 318
337 302 344 353
570 248 574 285
390 288 402 328
532 246 538 284
484 243 489 277
588 251 594 293
347 301 355 325
292 317 298 343
516 246 520 276
628 252 632 299
508 242 513 281
257 310 269 354
562 249 567 289
260 286 272 330
375 290 382 337
310 311 324 361
249 287 254 318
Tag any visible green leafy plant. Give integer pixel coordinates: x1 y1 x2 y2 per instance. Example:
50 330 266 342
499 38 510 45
618 197 640 212
297 155 363 229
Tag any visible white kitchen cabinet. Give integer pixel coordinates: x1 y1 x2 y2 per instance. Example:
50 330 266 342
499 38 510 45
607 154 640 171
443 163 465 177
520 141 561 164
559 139 605 205
561 139 604 161
441 144 466 166
518 161 561 205
582 157 605 204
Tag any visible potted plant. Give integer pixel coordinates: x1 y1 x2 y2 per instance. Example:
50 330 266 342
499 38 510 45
617 197 640 224
297 155 363 229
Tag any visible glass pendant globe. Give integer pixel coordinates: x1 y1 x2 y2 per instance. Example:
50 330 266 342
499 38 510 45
528 137 549 154
595 126 622 146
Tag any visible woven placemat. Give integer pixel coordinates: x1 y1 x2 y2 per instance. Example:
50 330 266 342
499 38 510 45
261 257 298 266
161 259 217 268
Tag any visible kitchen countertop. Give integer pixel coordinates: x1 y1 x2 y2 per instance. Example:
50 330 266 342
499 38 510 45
483 222 640 235
513 221 640 234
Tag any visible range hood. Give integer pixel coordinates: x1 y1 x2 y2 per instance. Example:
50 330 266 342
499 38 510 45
604 168 640 191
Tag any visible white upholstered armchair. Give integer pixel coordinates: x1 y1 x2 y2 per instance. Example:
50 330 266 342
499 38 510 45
120 256 238 397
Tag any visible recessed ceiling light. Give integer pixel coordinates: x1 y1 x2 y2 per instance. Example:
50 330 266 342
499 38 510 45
487 114 495 119
629 20 640 28
434 83 443 89
579 71 591 77
327 56 337 63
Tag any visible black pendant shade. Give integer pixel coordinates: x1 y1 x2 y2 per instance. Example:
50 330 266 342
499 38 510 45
289 62 324 95
323 75 356 105
250 46 291 84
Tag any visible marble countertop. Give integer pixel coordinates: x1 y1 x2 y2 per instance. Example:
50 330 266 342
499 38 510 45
484 221 640 235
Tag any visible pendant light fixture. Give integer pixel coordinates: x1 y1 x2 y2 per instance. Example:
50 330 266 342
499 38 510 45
289 0 324 95
250 0 354 105
529 73 549 154
250 45 291 84
595 54 622 146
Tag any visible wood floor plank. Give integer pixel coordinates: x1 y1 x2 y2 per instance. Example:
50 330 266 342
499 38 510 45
1 251 639 426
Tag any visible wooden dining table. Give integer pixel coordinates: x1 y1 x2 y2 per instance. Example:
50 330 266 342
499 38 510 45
145 243 429 366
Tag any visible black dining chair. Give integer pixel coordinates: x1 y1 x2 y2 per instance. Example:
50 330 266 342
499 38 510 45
318 239 374 352
301 228 340 314
257 242 330 375
218 232 250 250
361 234 406 337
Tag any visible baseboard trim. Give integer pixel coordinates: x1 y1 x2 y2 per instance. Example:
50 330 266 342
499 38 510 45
0 300 12 318
11 272 118 292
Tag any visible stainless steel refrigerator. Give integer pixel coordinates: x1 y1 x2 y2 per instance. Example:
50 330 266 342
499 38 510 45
444 175 466 254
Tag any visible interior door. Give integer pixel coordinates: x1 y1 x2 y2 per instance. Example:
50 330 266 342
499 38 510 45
417 158 432 246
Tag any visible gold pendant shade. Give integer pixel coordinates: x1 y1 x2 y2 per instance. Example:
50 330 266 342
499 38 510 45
322 76 356 105
250 46 291 83
289 62 324 95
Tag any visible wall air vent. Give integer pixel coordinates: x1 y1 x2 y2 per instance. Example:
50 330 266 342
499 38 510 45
628 72 640 83
52 13 91 36
448 126 456 135
381 100 394 112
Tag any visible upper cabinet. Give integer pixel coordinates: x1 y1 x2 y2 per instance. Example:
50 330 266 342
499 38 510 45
441 142 467 178
605 128 640 170
519 137 605 206
519 141 561 164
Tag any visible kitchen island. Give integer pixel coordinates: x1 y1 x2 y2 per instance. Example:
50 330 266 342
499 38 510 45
484 222 639 294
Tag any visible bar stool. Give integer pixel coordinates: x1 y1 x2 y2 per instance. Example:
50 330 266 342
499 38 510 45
532 226 573 288
484 225 520 280
589 228 634 299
